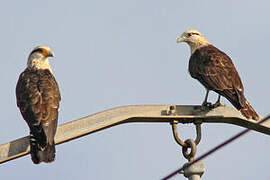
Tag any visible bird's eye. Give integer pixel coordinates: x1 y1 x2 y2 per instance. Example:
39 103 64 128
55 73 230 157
187 33 192 37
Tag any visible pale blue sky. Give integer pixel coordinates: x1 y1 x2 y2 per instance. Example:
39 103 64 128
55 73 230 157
1 0 270 179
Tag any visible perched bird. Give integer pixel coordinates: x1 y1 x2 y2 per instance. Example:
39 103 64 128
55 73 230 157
177 30 259 120
16 46 61 164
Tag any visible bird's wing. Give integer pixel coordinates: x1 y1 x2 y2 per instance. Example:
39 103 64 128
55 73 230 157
16 69 61 145
38 70 61 144
189 45 245 107
16 69 43 125
189 45 243 90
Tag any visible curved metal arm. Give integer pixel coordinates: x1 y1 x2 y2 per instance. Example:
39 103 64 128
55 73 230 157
0 105 267 164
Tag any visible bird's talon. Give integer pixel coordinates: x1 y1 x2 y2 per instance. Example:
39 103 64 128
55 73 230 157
202 102 212 107
213 102 221 108
201 102 213 110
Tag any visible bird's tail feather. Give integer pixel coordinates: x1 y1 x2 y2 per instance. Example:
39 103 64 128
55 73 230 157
30 133 55 164
220 89 259 121
240 99 259 121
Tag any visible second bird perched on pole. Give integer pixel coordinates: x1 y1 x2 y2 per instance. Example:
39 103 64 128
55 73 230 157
16 46 61 164
177 30 259 120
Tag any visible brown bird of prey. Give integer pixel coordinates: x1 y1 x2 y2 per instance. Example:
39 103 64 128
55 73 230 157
177 30 259 120
16 46 61 164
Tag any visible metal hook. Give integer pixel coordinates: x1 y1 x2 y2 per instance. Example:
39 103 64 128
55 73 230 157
171 120 202 148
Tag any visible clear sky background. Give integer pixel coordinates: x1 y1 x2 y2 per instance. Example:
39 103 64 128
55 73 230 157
1 0 270 179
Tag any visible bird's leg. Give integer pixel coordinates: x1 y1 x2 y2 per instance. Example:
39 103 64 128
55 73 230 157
201 90 212 107
213 95 221 108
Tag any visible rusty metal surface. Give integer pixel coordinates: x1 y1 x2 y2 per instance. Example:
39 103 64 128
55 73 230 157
0 105 268 164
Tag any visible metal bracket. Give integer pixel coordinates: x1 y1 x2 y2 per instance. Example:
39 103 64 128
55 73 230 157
171 120 202 147
171 120 202 161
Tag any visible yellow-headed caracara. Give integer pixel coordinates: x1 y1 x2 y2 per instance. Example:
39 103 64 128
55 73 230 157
177 30 259 120
16 46 61 164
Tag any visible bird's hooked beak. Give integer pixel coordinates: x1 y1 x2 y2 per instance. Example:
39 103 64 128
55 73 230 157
48 51 55 58
177 35 185 43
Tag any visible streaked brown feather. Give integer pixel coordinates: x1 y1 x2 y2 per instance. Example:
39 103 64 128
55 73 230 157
16 68 61 163
189 45 259 120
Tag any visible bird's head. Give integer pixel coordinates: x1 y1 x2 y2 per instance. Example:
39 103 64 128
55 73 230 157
30 46 55 58
177 30 210 54
27 46 55 71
